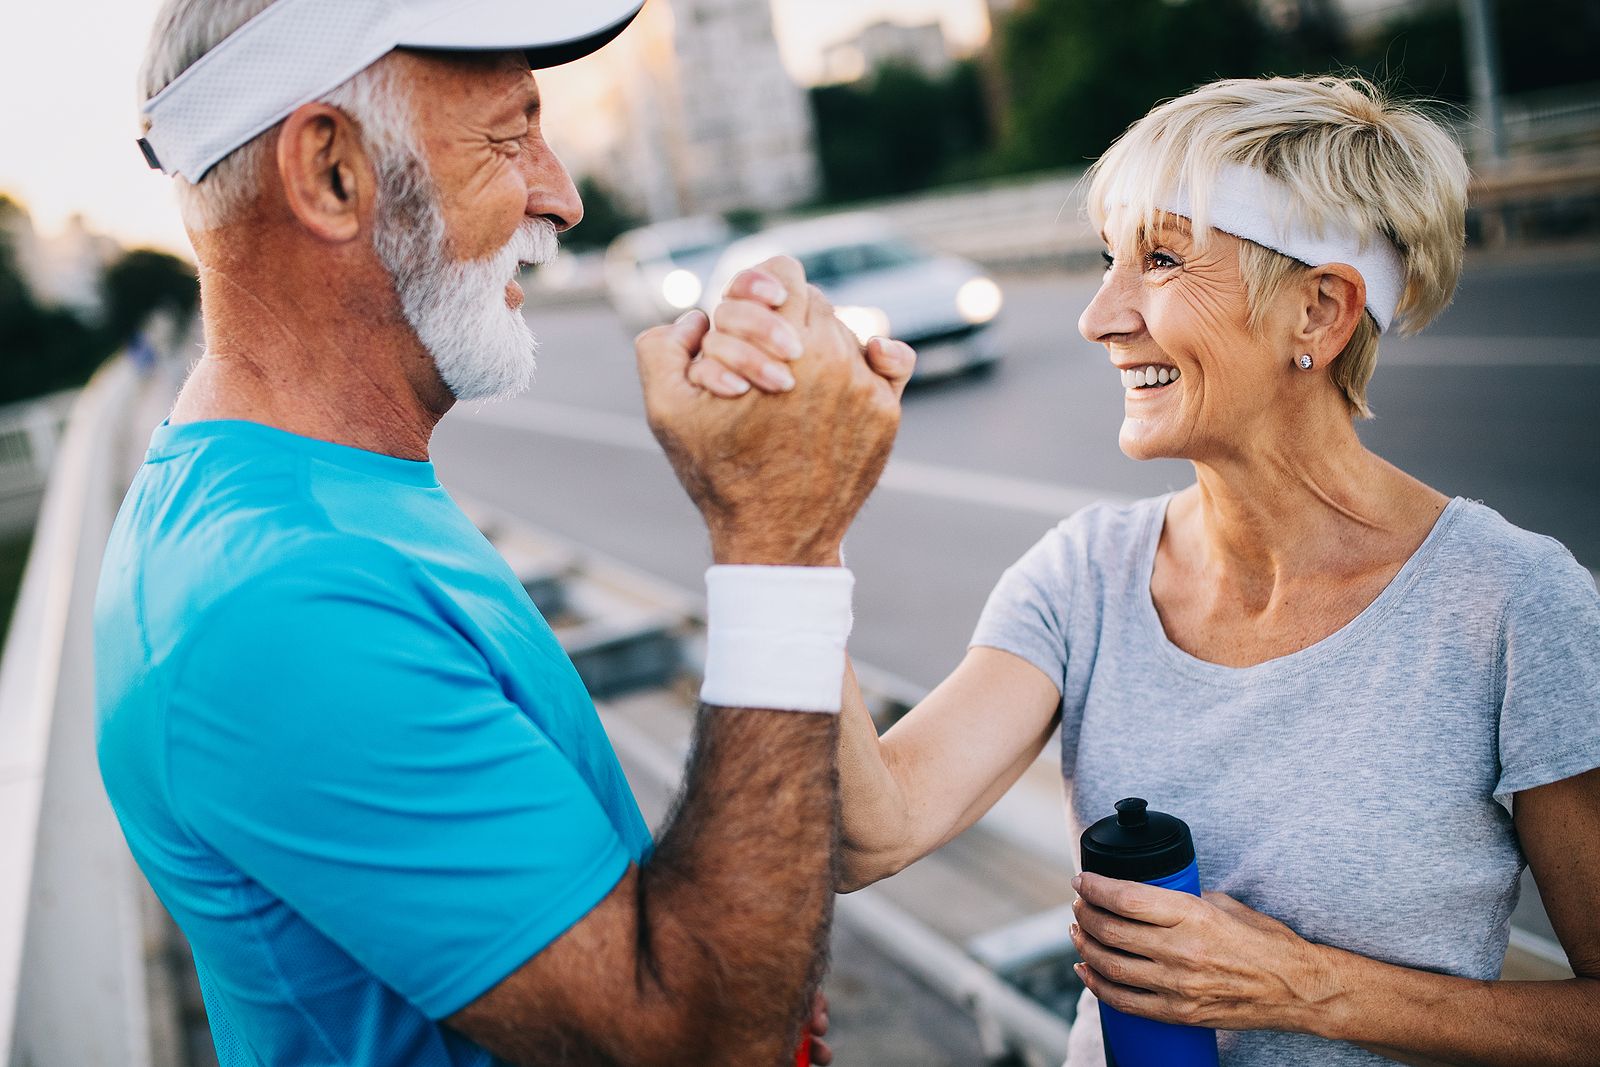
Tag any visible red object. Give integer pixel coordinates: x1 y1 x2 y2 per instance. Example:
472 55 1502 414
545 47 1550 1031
795 1032 812 1066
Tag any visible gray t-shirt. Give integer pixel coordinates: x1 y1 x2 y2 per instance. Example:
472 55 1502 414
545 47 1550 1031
970 494 1600 1066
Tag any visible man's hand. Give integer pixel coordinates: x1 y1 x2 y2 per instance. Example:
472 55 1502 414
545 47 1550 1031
636 256 905 567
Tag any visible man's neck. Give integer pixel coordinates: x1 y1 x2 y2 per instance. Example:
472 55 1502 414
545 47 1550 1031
170 233 453 462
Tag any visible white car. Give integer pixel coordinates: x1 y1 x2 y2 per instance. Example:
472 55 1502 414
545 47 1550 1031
702 214 1003 380
603 216 739 331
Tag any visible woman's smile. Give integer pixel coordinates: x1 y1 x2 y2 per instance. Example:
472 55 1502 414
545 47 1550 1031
1119 363 1182 394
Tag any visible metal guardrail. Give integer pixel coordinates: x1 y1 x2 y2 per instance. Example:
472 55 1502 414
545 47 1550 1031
0 358 151 1067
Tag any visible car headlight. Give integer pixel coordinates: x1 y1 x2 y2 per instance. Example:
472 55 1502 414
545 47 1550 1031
957 277 1003 324
836 306 892 344
661 269 704 311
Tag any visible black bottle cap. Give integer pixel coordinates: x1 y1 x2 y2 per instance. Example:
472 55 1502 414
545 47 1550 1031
1079 797 1195 883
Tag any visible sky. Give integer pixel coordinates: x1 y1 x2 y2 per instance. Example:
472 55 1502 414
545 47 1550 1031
0 0 990 259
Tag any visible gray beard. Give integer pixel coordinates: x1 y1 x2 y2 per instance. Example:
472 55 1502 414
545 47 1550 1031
369 149 558 403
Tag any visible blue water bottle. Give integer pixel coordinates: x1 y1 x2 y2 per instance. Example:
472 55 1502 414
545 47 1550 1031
1079 798 1219 1067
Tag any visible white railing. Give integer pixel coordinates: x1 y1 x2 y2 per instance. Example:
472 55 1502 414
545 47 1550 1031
0 391 78 539
1 357 151 1067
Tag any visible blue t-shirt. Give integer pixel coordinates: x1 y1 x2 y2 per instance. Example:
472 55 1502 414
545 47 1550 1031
95 420 654 1067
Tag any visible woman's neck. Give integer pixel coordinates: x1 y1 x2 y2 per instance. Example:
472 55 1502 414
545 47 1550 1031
1180 412 1445 593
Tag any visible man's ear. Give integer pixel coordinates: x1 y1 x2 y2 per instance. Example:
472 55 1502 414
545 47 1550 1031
1296 263 1365 364
276 103 372 243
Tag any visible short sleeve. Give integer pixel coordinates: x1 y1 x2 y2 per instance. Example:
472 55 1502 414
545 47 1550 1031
969 524 1073 694
165 548 631 1019
1493 548 1600 809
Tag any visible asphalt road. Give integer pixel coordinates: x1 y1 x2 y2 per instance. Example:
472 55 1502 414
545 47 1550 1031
433 253 1600 689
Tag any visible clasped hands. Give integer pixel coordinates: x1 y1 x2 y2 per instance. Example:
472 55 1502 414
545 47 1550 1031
636 256 915 567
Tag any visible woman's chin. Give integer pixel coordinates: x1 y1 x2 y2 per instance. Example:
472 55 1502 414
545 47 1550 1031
1119 421 1182 462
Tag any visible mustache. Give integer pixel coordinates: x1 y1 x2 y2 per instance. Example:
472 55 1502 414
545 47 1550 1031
499 219 560 272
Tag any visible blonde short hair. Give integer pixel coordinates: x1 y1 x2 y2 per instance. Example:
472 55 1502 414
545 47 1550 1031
1085 75 1469 418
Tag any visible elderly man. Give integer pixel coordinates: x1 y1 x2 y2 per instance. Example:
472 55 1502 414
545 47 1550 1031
94 2 916 1065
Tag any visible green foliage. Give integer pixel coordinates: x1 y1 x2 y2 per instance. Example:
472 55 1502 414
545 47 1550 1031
0 202 196 406
810 58 992 204
101 249 197 348
1342 0 1600 101
0 532 31 648
994 0 1276 172
564 176 641 251
991 0 1600 179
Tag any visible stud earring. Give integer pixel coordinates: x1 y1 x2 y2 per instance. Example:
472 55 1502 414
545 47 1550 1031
1297 354 1314 371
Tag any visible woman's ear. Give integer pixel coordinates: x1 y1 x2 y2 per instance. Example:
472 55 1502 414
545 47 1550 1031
1298 263 1366 363
275 103 373 244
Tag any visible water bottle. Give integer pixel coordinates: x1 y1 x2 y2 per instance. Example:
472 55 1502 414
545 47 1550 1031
1079 797 1220 1067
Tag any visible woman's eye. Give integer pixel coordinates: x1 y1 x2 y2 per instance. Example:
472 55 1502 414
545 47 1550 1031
1101 250 1115 271
1143 250 1180 271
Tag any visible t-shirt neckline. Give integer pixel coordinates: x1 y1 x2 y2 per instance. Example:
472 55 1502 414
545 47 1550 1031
1135 492 1466 681
148 418 440 488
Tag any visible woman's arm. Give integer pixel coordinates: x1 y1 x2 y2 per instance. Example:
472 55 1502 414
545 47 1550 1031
837 647 1061 891
1323 766 1600 1066
1069 766 1600 1067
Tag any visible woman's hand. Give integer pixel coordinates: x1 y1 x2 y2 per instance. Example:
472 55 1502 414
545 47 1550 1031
686 267 916 399
807 988 833 1065
1069 871 1336 1034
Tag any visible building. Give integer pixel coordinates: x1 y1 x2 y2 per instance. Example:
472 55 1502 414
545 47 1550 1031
542 0 819 223
0 201 119 321
821 20 952 85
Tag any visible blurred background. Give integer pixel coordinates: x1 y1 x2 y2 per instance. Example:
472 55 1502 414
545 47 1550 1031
3 1 1598 1064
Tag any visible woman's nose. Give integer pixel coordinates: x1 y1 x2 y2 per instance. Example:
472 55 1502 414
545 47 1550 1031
1078 268 1143 344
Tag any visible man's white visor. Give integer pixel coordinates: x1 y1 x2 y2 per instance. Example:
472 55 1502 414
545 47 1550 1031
138 0 646 182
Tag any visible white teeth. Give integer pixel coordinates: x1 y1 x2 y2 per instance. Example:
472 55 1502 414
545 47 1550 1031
1120 365 1181 389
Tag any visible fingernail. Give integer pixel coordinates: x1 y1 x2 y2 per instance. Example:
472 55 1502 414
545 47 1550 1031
753 279 788 307
720 372 751 396
1071 875 1082 891
1069 923 1080 938
1074 963 1087 978
776 327 804 361
762 365 796 391
675 309 704 327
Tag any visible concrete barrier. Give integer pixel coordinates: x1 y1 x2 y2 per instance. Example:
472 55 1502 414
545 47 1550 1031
0 359 152 1067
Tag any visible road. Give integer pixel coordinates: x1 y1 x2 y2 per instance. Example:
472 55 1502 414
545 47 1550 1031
433 253 1600 689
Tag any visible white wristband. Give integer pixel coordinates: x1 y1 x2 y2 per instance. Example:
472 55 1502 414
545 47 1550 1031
700 565 854 714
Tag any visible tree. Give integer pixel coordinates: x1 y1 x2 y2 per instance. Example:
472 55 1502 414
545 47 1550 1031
562 177 640 252
809 58 993 204
993 0 1276 173
100 248 198 348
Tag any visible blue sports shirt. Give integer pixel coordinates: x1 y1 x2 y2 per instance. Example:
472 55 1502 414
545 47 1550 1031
95 420 654 1066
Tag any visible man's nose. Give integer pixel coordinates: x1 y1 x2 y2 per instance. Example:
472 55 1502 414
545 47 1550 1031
1078 266 1143 344
523 142 584 233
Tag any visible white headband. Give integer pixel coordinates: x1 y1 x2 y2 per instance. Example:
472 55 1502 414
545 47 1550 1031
1132 163 1405 333
138 0 645 183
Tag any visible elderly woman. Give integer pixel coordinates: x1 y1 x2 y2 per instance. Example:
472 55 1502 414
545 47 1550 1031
693 75 1600 1065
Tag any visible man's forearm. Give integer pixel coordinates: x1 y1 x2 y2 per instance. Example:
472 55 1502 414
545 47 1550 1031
1313 943 1600 1066
636 704 839 1063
